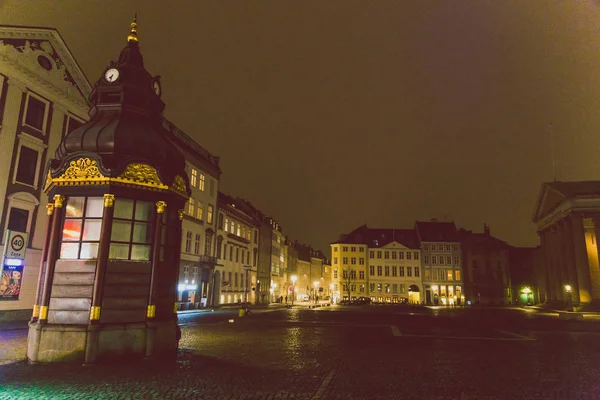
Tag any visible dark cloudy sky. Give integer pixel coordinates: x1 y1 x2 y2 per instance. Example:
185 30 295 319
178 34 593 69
3 1 600 254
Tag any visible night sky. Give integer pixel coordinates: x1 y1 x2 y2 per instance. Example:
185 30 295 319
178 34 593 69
3 1 600 255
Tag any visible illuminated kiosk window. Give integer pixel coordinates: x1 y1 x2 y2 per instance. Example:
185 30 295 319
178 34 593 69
109 199 153 260
60 197 104 259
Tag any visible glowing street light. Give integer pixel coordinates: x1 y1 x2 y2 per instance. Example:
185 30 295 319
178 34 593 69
291 275 297 307
521 287 532 294
564 284 572 293
564 284 573 312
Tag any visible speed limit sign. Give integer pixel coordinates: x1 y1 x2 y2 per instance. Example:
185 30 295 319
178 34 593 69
4 230 28 259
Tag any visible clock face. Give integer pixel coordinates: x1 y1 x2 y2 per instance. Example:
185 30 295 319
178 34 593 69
104 68 119 83
153 80 161 96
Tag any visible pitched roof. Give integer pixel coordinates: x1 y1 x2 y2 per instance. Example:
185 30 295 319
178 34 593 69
532 181 600 223
546 181 600 198
331 225 420 249
415 221 459 242
458 229 508 249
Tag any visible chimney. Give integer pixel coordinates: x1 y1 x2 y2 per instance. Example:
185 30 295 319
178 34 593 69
484 223 490 235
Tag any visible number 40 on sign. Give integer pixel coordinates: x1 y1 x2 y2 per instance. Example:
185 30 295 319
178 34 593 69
4 230 28 260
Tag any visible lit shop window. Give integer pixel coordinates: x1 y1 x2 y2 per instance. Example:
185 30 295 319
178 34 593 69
109 199 153 261
60 197 104 259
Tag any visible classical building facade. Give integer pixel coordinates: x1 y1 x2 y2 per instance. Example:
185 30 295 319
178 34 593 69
532 181 600 307
459 224 512 305
164 119 221 309
0 25 91 319
416 220 464 306
214 192 259 305
331 225 422 304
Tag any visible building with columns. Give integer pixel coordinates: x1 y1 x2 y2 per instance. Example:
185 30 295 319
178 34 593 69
532 181 600 308
0 25 91 319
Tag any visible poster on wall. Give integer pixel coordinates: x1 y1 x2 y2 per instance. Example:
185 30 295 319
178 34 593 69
0 264 24 301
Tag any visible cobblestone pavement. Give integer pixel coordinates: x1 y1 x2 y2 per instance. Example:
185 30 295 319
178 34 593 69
0 306 599 399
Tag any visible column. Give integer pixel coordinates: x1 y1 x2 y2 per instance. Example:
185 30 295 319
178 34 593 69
557 219 578 303
84 194 115 365
31 204 54 321
38 194 65 323
590 216 600 301
0 78 26 221
88 194 115 323
147 201 166 319
173 209 184 317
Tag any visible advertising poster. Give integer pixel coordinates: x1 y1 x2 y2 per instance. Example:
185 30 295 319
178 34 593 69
0 264 24 301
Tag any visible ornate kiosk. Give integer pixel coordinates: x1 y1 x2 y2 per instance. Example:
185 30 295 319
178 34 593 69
27 18 190 364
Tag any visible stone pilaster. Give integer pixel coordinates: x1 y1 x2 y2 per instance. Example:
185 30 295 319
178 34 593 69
0 78 25 232
590 215 600 301
558 218 580 304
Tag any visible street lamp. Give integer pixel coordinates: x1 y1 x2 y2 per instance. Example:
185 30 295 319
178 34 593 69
564 284 573 312
313 281 319 304
291 275 297 307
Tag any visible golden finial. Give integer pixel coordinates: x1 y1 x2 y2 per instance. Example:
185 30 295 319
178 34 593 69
127 14 138 43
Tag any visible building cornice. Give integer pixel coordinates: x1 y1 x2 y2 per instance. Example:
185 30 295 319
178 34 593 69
536 196 600 232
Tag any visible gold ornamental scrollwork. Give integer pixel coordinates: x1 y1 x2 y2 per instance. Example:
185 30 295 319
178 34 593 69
156 201 167 214
46 204 54 216
170 175 188 199
62 158 103 180
53 195 65 208
103 194 115 208
177 209 184 221
118 163 167 188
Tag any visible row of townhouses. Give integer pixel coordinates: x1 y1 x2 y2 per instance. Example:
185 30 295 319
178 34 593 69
0 24 329 320
331 221 538 307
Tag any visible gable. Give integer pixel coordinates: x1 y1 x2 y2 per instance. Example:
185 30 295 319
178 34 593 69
380 241 409 250
532 183 566 223
0 26 91 111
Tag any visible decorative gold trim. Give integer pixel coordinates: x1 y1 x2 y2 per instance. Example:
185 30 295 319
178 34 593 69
127 14 138 43
177 209 184 221
173 302 178 314
156 201 167 214
170 175 188 198
32 304 40 318
39 305 48 320
46 204 54 216
103 194 115 208
90 306 101 320
44 158 189 199
53 195 65 208
147 304 156 318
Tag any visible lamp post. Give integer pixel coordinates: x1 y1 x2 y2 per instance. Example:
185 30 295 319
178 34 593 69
313 281 319 305
290 275 297 307
565 284 573 312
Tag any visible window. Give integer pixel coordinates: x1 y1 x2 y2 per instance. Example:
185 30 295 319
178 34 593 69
392 251 397 260
342 270 348 279
334 269 338 279
204 232 213 256
370 283 375 292
224 218 229 232
207 205 214 224
454 256 460 265
242 226 246 239
455 270 461 281
230 221 234 233
359 271 365 280
333 257 338 264
431 244 436 251
423 244 429 251
424 256 429 264
400 284 405 293
7 207 29 233
197 201 203 220
350 270 357 279
447 270 453 281
351 257 356 264
359 257 365 265
369 265 374 276
184 232 192 253
432 256 437 265
377 266 382 276
15 146 38 187
60 197 104 259
333 246 338 252
65 115 83 137
424 268 430 280
194 234 201 255
24 94 47 131
407 266 412 277
393 284 398 293
199 174 205 191
392 266 397 276
369 251 374 258
377 284 382 292
414 252 419 260
453 244 459 251
342 246 348 251
254 230 258 244
446 245 451 251
342 257 348 265
406 252 411 260
414 267 420 277
190 169 197 187
399 266 405 277
188 197 194 215
399 251 404 260
230 246 233 261
236 248 239 263
377 251 382 259
351 246 356 252
447 256 452 265
385 266 390 276
234 272 238 288
217 237 223 259
109 199 153 260
384 251 389 259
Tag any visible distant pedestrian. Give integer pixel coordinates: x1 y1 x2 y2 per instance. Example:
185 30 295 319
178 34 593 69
280 295 283 303
175 324 182 352
285 295 288 304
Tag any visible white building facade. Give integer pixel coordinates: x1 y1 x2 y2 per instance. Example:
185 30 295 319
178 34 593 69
0 26 90 319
